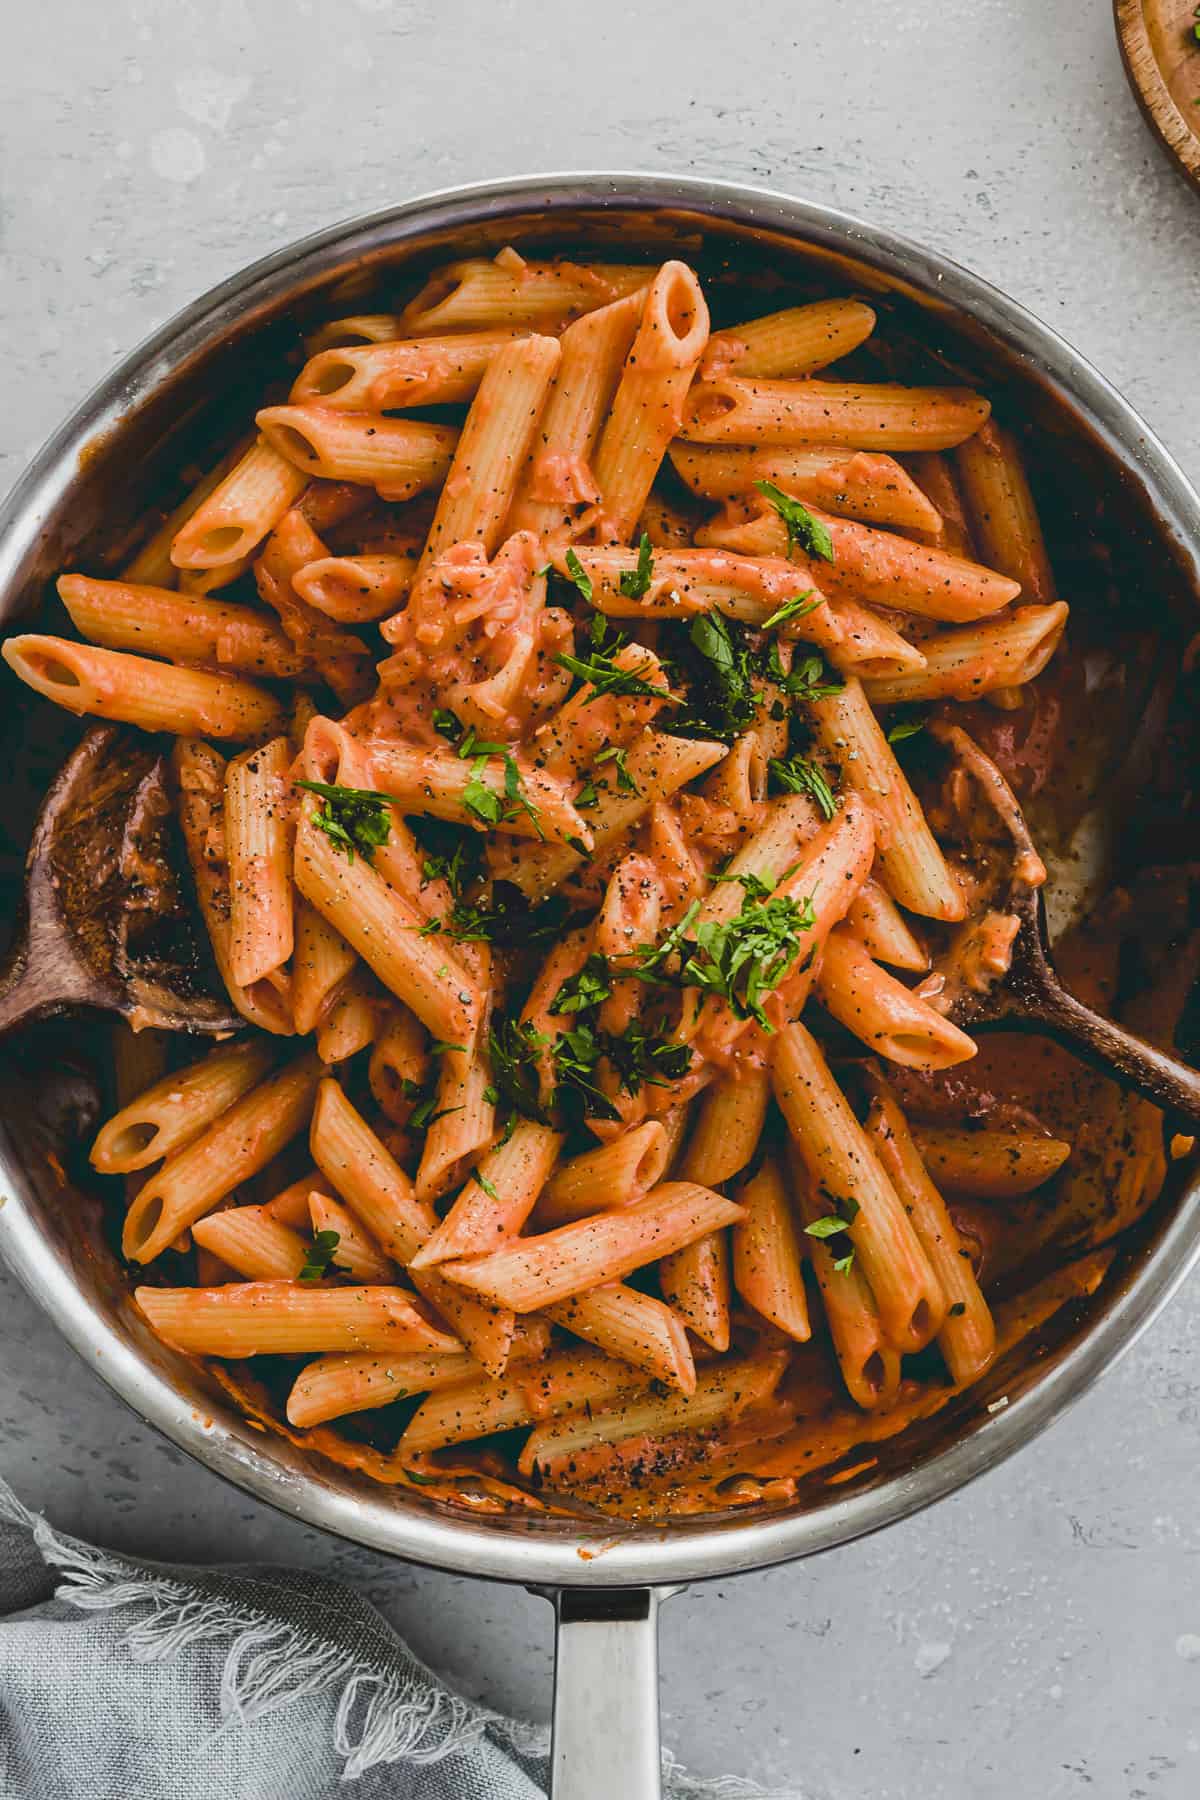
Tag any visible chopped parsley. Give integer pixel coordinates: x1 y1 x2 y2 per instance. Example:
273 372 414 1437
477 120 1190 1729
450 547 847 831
617 532 655 599
761 591 822 631
419 885 572 950
554 644 675 702
595 744 638 792
768 752 839 820
667 610 762 741
886 708 928 745
755 479 836 563
804 1213 854 1239
294 780 393 864
563 548 593 604
765 640 844 703
487 1009 689 1130
604 1021 693 1093
474 1169 500 1201
832 1249 856 1276
637 890 816 1030
298 1229 346 1283
551 953 614 1016
805 1196 860 1270
436 719 542 837
711 869 776 902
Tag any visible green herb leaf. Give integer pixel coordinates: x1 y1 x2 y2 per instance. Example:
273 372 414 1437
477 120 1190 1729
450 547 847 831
635 899 703 979
765 640 844 703
617 532 655 599
462 756 504 826
755 480 836 563
575 776 599 809
429 1040 466 1055
886 709 928 744
489 1019 554 1125
711 869 775 902
637 890 815 1030
554 646 674 702
551 953 614 1016
595 744 638 793
804 1214 853 1240
298 1229 345 1283
761 591 822 630
403 1467 441 1486
474 1170 500 1200
432 708 461 739
832 1249 856 1275
482 1084 499 1105
604 1023 692 1094
768 753 838 820
295 780 393 864
564 548 593 604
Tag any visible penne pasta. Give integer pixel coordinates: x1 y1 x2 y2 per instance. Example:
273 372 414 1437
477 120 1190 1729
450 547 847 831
843 879 928 972
401 253 648 333
815 928 978 1071
290 329 526 411
137 1281 458 1357
286 1349 473 1427
225 736 295 990
255 406 458 499
398 1345 646 1455
954 419 1057 604
700 299 877 380
439 1181 745 1313
411 1120 563 1267
863 603 1069 705
191 1205 309 1281
532 1121 670 1228
731 1159 811 1342
680 377 990 451
668 442 943 534
58 575 307 680
169 439 308 571
3 636 283 740
308 1189 395 1282
544 1284 696 1392
911 1127 1073 1198
91 1038 275 1175
659 1231 732 1352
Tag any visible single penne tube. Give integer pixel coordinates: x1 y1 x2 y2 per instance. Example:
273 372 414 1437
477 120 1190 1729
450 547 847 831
290 898 357 1037
2 636 284 740
137 1282 458 1357
368 1005 429 1123
439 1181 744 1313
411 335 561 579
264 1168 330 1227
398 1345 646 1454
309 1077 439 1263
658 1230 731 1351
532 1120 670 1228
519 1351 786 1480
225 735 295 990
863 603 1069 705
545 1284 696 1392
304 314 406 354
411 1121 564 1268
123 440 253 587
308 1188 395 1282
680 376 990 450
911 1126 1072 1197
843 878 928 971
191 1204 308 1281
91 1038 276 1174
400 254 649 333
701 727 768 822
668 442 943 534
701 299 877 380
815 928 977 1071
255 406 458 499
57 575 307 679
679 1067 771 1188
772 1022 944 1351
731 1159 811 1341
315 977 383 1064
591 261 710 542
505 289 647 538
169 439 308 571
286 1348 473 1427
785 1143 901 1410
122 1051 323 1263
865 1088 996 1385
809 677 965 921
366 741 588 847
492 730 727 901
290 329 526 410
172 740 295 1036
110 1020 173 1207
292 553 417 623
954 419 1057 603
414 1002 498 1204
294 804 481 1045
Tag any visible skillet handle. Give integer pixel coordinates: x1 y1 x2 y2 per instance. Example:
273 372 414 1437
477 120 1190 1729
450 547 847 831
546 1587 675 1799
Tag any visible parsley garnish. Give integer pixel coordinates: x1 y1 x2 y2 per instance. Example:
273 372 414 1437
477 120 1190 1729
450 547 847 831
432 708 461 738
488 1011 689 1129
446 725 542 837
832 1249 856 1275
887 709 928 744
670 611 761 740
295 780 393 864
755 480 835 563
595 744 638 792
429 1039 465 1055
462 759 504 826
554 646 675 702
474 1169 500 1200
805 1214 854 1239
298 1229 345 1283
761 591 822 631
637 890 816 1030
551 953 614 1016
489 1019 553 1123
420 886 571 949
805 1197 860 1268
768 752 838 820
408 1095 464 1133
604 1022 693 1093
563 549 593 604
765 640 844 703
617 532 654 599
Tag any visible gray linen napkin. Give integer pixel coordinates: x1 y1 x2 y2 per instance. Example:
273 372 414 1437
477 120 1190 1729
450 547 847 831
0 1477 797 1798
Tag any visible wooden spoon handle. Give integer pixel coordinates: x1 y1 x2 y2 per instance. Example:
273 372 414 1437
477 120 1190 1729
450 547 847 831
1016 977 1200 1128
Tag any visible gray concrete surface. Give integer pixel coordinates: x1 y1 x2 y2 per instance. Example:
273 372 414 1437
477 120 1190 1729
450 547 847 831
3 1 1200 1794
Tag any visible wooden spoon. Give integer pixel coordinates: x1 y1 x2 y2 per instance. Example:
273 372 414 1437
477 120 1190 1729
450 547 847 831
0 724 241 1036
918 720 1200 1124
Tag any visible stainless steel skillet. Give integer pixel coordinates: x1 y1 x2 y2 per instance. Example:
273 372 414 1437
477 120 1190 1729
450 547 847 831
0 173 1198 1799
